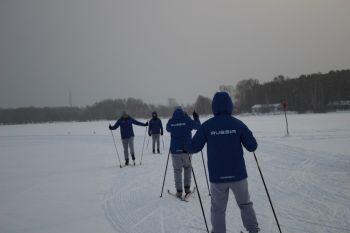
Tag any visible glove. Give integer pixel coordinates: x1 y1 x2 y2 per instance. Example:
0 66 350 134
161 131 163 136
108 124 113 130
193 111 199 119
148 132 151 136
145 121 149 126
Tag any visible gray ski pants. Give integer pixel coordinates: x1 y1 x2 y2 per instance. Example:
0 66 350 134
122 137 135 160
211 179 259 233
152 134 160 150
171 153 192 191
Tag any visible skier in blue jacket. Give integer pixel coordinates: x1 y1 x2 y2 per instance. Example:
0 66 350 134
187 92 260 233
109 111 148 166
148 111 163 154
166 107 200 198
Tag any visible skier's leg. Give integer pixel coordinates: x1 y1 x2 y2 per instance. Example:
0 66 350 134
129 137 135 161
210 182 229 233
152 134 156 153
171 154 183 193
122 138 129 160
156 134 160 152
183 154 192 193
230 179 259 233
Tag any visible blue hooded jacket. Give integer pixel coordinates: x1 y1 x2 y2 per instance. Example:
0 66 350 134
148 113 163 135
188 92 257 183
166 108 201 154
110 116 147 139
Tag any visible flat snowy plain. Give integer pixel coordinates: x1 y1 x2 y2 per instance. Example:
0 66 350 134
1 112 349 233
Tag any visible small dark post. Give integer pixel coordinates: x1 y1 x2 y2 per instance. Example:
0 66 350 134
282 101 289 136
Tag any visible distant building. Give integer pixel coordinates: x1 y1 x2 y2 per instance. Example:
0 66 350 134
327 100 350 111
251 104 282 114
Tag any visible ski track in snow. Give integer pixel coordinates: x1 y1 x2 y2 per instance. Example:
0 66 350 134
254 141 350 233
1 113 350 233
101 140 350 233
101 140 212 233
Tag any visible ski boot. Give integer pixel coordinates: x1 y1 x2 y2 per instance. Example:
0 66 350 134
152 149 155 154
157 149 160 154
176 190 183 198
185 186 191 195
131 154 136 165
125 159 129 166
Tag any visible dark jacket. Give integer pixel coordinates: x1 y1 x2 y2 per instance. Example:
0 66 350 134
188 92 257 183
110 116 147 139
166 108 201 154
149 117 163 135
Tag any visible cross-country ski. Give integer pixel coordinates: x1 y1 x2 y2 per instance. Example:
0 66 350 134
182 187 197 201
167 189 189 202
167 187 197 202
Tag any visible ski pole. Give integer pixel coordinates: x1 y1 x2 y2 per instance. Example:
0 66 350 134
140 124 148 165
146 135 150 150
200 150 211 196
110 130 122 168
189 154 209 233
161 135 165 153
160 149 171 197
253 152 283 233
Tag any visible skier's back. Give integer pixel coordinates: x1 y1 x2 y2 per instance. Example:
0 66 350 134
166 107 200 197
188 92 260 233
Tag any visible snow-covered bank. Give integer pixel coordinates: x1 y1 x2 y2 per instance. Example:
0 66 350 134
1 113 349 233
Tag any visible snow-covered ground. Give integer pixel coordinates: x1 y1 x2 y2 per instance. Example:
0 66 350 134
1 112 349 233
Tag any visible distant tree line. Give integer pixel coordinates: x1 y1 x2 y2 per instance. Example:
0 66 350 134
0 96 212 125
2 69 349 124
235 70 350 113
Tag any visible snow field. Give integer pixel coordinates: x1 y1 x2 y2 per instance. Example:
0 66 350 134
0 112 349 233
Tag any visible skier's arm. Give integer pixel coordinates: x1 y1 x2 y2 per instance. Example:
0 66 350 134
110 120 121 130
240 124 258 152
166 120 172 133
185 113 201 130
160 119 164 135
131 118 148 127
187 126 206 153
148 120 152 135
190 117 201 130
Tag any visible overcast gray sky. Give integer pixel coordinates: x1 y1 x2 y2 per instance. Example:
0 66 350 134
1 0 349 108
